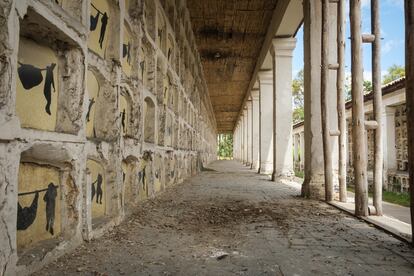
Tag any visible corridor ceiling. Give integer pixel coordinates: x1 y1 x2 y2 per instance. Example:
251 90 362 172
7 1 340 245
186 0 279 132
187 0 303 133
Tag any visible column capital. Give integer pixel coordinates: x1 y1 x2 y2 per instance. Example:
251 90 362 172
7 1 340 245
384 106 396 115
270 37 297 57
250 89 260 100
257 69 273 84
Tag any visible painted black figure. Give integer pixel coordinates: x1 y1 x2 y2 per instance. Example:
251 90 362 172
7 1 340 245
18 62 43 89
123 43 131 64
91 173 103 204
99 12 109 49
90 4 101 31
86 98 96 122
19 62 57 115
44 183 58 235
138 170 145 190
44 63 56 115
17 192 39 230
121 108 126 133
140 61 145 80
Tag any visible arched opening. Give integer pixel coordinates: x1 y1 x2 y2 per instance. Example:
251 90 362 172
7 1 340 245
144 97 156 143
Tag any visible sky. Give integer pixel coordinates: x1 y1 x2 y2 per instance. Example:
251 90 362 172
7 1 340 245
292 0 405 80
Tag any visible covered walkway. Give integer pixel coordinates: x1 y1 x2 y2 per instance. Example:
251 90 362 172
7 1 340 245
35 161 414 275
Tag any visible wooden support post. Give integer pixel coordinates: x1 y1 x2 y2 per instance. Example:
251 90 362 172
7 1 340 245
404 0 414 244
350 0 369 216
371 0 383 216
337 0 347 203
321 0 334 202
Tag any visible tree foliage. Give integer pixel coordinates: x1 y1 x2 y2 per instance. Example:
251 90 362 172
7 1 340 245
292 69 304 123
217 134 233 159
383 64 405 85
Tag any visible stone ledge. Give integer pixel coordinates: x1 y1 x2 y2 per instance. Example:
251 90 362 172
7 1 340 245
328 201 412 243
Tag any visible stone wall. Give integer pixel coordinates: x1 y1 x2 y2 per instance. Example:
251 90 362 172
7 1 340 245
0 0 217 274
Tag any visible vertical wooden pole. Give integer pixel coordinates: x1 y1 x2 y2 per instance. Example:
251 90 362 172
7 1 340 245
337 0 347 203
321 0 334 201
371 0 383 215
350 0 368 216
404 0 414 244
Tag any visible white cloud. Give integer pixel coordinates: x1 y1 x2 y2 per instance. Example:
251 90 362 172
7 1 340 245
382 39 404 54
361 0 370 9
385 0 404 9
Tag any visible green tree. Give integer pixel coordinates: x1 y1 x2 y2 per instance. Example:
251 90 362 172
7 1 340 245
292 69 304 123
217 134 233 159
383 64 405 85
363 80 372 93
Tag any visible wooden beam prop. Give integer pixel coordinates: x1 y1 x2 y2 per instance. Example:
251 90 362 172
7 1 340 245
404 0 414 244
350 0 369 216
371 0 384 215
337 0 347 203
321 0 334 202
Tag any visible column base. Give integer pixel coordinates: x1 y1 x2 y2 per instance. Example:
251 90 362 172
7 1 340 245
271 170 294 181
259 162 273 175
302 173 325 200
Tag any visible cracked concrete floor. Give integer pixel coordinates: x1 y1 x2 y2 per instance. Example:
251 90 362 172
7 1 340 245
34 160 414 275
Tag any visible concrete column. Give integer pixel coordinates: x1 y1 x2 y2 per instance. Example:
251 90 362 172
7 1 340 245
302 0 339 199
243 109 249 165
247 100 253 166
240 115 244 163
258 70 274 174
271 38 296 180
251 89 260 171
299 131 305 171
293 134 299 170
233 126 238 160
383 106 397 190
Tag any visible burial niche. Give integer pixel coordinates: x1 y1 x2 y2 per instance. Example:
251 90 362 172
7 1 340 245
167 34 174 63
156 13 167 54
144 0 156 41
122 159 139 208
138 151 153 199
87 159 106 221
122 24 132 77
86 70 100 138
144 97 155 143
17 163 61 251
16 38 59 131
88 0 111 58
153 153 162 192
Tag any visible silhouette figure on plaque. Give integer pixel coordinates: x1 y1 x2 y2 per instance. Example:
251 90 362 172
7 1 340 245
44 183 58 235
90 4 109 49
90 4 101 31
91 173 103 204
121 108 126 133
18 62 56 115
44 63 56 115
86 98 96 122
123 43 131 64
17 192 39 230
99 12 109 49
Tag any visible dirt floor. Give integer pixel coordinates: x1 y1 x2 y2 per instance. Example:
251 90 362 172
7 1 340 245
34 160 414 275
